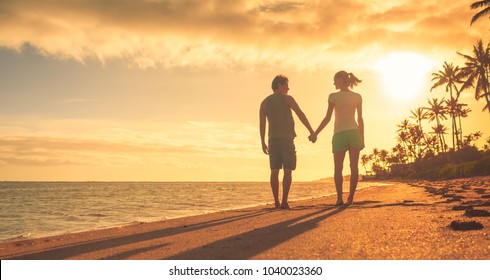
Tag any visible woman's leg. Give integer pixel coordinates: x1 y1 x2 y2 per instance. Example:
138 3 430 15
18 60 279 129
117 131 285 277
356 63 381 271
346 148 361 205
333 151 347 205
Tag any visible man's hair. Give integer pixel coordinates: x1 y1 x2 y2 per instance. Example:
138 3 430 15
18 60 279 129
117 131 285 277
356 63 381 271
271 74 289 90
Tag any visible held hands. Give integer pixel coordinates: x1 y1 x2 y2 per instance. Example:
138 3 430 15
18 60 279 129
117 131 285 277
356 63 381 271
308 132 317 143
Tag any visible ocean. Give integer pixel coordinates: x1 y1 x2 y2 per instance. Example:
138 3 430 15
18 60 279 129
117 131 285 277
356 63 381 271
0 181 376 242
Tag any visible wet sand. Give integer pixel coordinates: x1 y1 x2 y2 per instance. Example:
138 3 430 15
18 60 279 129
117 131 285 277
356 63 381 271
1 176 489 260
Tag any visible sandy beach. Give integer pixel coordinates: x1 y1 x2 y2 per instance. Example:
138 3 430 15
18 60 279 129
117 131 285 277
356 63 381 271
1 176 489 260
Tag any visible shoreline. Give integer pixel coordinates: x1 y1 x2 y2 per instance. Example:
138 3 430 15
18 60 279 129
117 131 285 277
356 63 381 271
0 180 385 243
1 176 488 260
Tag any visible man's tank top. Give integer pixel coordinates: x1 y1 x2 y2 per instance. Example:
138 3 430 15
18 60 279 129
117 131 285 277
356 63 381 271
265 93 296 138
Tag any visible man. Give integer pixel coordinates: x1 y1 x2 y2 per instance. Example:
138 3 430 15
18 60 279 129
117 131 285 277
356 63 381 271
259 74 315 209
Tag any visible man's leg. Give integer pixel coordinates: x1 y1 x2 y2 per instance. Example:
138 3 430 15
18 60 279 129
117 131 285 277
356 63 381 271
281 169 292 209
333 151 347 206
346 148 361 205
270 169 280 208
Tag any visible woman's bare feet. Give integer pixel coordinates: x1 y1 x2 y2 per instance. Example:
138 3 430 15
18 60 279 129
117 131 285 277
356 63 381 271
281 202 292 209
335 200 344 206
345 195 354 206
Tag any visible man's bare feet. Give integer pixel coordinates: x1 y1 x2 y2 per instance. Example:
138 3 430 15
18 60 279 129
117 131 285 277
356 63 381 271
335 199 344 206
274 201 281 209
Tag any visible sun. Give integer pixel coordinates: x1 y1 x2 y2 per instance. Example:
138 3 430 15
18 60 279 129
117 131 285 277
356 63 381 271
374 52 434 101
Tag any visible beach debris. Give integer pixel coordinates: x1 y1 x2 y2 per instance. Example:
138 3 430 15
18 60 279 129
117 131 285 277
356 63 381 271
425 186 449 195
450 220 484 231
445 196 465 203
452 205 474 211
464 209 490 217
481 195 490 199
474 188 485 194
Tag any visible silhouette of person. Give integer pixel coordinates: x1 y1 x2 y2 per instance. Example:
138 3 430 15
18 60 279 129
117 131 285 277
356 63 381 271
309 71 364 206
260 74 315 209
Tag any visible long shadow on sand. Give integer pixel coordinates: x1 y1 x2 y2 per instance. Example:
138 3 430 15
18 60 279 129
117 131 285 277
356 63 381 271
164 206 346 260
7 200 433 259
5 209 273 260
348 200 433 209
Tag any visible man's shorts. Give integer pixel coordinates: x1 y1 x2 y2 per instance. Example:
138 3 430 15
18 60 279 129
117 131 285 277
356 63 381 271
332 129 365 153
268 137 296 170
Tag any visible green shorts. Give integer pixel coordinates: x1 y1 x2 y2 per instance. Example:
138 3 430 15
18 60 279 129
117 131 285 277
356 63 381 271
332 129 365 153
268 138 296 170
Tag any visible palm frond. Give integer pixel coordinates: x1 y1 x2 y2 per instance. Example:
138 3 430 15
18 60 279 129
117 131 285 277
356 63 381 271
470 0 490 10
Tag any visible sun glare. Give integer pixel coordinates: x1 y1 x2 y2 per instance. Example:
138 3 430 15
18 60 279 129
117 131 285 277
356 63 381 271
374 52 433 101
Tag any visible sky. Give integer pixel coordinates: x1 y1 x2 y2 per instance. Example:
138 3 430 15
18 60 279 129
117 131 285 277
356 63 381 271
0 0 489 181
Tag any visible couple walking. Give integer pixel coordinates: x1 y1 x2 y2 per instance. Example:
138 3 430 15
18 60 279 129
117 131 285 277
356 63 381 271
259 71 364 209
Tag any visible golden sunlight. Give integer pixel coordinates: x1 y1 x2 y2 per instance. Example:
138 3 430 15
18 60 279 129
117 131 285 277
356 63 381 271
374 52 434 101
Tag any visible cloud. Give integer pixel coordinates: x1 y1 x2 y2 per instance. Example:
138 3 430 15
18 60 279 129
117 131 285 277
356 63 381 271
0 0 486 69
0 119 260 167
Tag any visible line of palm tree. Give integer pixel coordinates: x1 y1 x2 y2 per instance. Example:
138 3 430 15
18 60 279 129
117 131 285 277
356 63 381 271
470 0 490 25
458 40 490 113
431 62 465 150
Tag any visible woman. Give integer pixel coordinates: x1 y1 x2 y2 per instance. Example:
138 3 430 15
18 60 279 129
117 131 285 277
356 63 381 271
309 71 364 206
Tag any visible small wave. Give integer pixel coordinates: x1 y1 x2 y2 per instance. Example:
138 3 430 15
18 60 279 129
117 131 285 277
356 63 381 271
1 232 32 242
83 213 108 217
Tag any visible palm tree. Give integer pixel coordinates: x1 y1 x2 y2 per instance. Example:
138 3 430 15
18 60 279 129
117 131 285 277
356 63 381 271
431 124 448 153
431 62 464 99
470 1 490 25
396 119 411 133
422 135 439 157
379 149 389 170
396 119 413 160
397 131 412 162
484 136 490 151
408 125 424 160
371 148 380 167
410 107 428 133
450 99 472 149
426 98 448 153
426 98 448 127
391 144 408 164
463 131 483 147
431 62 464 150
459 40 490 113
445 97 461 150
410 107 428 156
361 154 372 175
